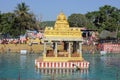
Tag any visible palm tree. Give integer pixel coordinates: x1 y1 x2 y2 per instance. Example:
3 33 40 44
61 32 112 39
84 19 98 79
14 2 38 35
14 2 29 18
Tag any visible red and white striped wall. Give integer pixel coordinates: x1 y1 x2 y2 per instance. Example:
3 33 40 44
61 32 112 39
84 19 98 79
103 43 120 53
35 60 89 69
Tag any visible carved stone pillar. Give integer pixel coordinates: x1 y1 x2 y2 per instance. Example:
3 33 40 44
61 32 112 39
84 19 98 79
68 42 72 57
68 42 71 54
54 42 58 57
79 42 82 57
43 42 46 57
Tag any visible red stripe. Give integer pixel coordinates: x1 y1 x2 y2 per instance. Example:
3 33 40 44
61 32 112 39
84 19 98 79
58 62 60 68
79 62 81 68
86 63 87 68
83 62 85 68
40 62 41 68
61 62 63 68
51 62 52 68
54 62 56 68
47 62 49 68
69 62 71 68
48 62 49 68
65 62 67 67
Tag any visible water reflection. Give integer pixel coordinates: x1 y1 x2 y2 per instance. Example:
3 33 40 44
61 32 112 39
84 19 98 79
20 55 26 69
1 53 120 79
37 68 88 75
100 54 120 67
35 68 88 79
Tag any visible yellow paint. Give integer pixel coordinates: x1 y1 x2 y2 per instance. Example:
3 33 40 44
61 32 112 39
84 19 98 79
43 53 83 62
44 12 82 39
27 38 40 44
42 12 83 62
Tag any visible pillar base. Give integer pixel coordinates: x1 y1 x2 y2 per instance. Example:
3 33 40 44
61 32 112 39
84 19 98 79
43 53 46 58
68 54 71 58
55 54 57 57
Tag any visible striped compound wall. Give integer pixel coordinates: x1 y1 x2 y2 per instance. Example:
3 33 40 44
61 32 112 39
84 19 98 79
35 60 89 69
103 43 120 53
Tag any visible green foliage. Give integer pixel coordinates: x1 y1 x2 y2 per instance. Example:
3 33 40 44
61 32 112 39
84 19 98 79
14 2 38 34
0 13 16 36
0 2 39 37
117 32 120 38
86 5 120 33
0 4 120 38
68 14 88 27
68 13 96 30
40 21 55 29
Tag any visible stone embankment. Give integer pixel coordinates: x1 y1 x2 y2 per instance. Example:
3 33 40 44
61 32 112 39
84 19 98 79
0 44 96 54
82 45 97 54
0 44 63 53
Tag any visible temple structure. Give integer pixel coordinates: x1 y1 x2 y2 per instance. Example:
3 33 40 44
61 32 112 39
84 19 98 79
35 12 89 69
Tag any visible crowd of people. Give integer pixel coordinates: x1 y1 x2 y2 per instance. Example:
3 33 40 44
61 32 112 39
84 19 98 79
0 38 20 44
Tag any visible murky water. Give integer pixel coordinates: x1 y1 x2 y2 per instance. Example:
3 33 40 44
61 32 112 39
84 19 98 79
0 53 120 80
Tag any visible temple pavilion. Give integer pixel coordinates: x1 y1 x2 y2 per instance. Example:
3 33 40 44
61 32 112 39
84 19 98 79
35 12 89 69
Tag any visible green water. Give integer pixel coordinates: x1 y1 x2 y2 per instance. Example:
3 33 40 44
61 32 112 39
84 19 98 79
0 53 120 80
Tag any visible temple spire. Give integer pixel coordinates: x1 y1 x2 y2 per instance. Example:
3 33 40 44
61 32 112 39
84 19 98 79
54 12 69 29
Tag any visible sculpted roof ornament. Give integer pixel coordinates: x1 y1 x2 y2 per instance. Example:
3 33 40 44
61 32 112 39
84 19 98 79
56 12 66 21
44 12 82 40
54 12 69 29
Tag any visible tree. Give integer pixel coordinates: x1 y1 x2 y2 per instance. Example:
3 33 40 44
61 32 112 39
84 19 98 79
40 21 55 29
85 11 99 29
14 2 38 35
0 11 1 21
0 12 16 37
86 5 120 33
68 14 88 27
0 2 39 37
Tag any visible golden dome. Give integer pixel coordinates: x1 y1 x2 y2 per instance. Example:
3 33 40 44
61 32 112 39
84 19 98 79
56 12 66 21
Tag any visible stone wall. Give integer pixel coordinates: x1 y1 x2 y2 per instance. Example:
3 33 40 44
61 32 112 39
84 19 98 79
0 44 96 54
0 44 63 53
